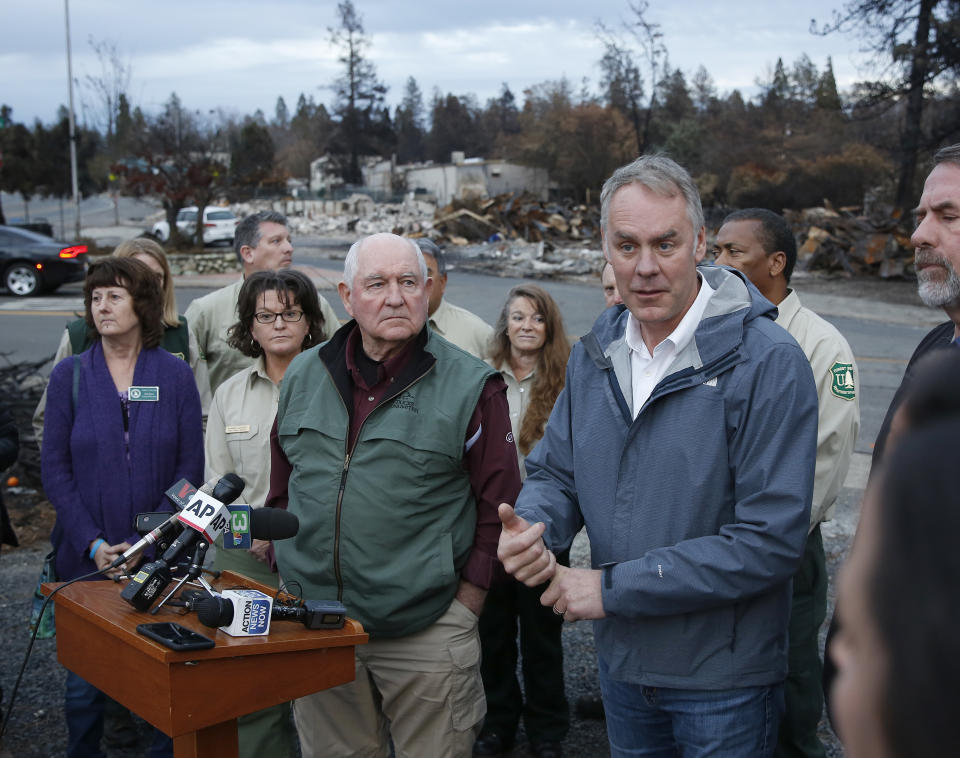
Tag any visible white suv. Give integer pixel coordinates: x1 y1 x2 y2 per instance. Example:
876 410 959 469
152 206 238 245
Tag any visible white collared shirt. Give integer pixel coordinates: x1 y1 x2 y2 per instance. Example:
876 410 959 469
625 274 715 418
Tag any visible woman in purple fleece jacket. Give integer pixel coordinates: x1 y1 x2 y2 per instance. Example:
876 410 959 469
41 257 203 758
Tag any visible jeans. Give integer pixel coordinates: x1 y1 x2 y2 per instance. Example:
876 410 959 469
597 658 784 757
65 671 172 758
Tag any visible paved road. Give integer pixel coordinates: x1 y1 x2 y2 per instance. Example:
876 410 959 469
0 251 937 455
1 192 158 241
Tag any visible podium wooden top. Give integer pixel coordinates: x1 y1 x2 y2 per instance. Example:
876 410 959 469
44 570 367 742
44 570 367 663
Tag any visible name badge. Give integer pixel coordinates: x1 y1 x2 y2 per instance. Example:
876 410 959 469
128 386 159 402
225 425 251 434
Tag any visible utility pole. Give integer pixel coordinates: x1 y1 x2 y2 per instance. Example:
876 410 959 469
64 0 81 239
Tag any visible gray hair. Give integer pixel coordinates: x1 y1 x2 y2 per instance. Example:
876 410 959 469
342 233 428 289
416 238 446 275
933 144 960 168
600 154 704 238
234 210 289 257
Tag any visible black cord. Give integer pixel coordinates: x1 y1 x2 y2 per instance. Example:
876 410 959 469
0 566 108 741
276 579 304 608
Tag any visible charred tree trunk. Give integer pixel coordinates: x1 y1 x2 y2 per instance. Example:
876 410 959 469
895 0 935 208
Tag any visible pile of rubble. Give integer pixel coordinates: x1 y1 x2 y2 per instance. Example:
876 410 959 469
233 192 601 250
448 240 603 279
166 252 239 276
432 193 600 247
235 195 438 238
226 193 917 281
785 205 915 279
0 355 48 486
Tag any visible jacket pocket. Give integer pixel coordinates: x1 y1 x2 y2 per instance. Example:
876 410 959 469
225 422 259 458
445 608 485 731
224 423 258 441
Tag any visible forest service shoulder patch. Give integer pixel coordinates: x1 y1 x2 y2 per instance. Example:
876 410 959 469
830 362 856 400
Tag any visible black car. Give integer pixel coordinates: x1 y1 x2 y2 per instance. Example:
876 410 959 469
0 225 88 297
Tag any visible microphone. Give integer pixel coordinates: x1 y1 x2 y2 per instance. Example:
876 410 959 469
196 590 273 635
196 595 346 634
110 512 181 569
155 506 298 565
245 507 299 541
110 476 240 569
120 474 245 611
160 474 245 565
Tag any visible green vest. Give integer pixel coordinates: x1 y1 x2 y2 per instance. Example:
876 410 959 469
67 317 191 362
274 330 495 638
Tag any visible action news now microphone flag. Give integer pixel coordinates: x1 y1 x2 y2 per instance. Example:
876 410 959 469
196 593 346 635
197 589 274 637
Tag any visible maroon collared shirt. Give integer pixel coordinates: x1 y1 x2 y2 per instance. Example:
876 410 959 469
268 325 520 589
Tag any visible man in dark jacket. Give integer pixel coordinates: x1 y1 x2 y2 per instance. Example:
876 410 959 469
823 143 960 717
267 233 521 757
499 155 818 757
873 143 960 462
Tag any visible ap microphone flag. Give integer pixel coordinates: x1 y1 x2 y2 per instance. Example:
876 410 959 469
177 490 231 542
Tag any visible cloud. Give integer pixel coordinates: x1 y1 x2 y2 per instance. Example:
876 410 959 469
2 0 868 123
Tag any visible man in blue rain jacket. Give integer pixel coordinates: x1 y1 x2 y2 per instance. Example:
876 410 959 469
498 154 818 758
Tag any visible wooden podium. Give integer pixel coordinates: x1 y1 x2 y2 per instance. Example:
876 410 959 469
45 571 367 757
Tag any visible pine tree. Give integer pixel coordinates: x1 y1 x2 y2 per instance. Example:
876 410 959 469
395 77 425 163
328 0 388 184
815 58 843 111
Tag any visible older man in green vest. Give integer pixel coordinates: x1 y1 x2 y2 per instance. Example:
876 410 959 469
267 232 521 757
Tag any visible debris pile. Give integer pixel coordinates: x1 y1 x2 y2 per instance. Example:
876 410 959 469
234 196 438 238
447 240 603 279
432 193 600 246
166 251 239 275
0 355 49 486
225 195 917 281
785 206 915 279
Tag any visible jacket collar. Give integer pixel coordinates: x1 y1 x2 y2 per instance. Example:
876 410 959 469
582 265 777 409
317 320 436 407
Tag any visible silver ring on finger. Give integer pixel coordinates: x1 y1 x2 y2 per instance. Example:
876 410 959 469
553 605 564 616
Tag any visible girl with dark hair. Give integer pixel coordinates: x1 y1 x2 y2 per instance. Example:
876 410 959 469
41 257 203 757
203 269 325 758
475 285 571 758
207 269 325 579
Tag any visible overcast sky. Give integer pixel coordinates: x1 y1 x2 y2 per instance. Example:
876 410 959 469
3 0 872 128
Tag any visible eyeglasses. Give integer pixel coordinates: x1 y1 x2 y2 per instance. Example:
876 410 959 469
254 310 304 324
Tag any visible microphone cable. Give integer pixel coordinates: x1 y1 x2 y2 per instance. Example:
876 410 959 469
0 564 112 742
